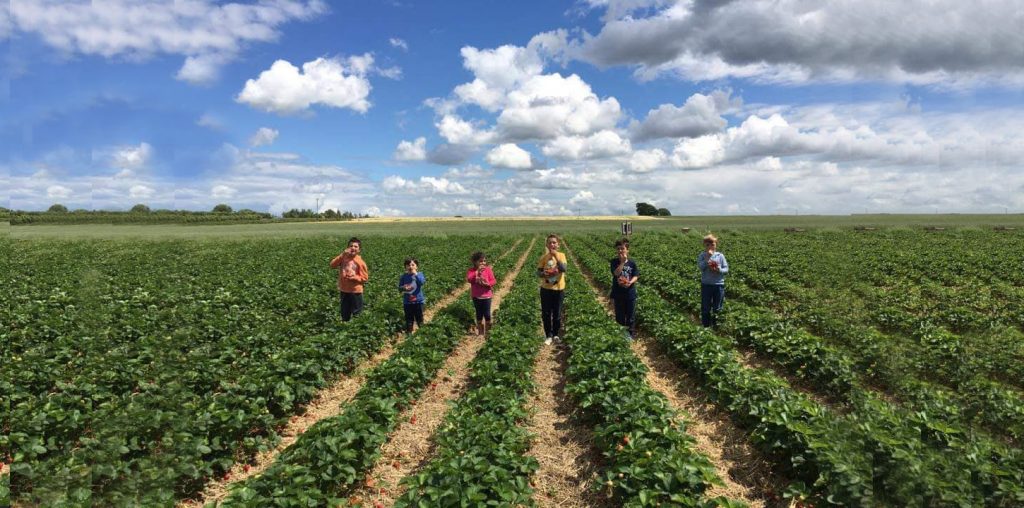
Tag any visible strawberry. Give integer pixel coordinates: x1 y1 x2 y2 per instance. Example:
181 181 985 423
410 415 417 424
242 464 251 473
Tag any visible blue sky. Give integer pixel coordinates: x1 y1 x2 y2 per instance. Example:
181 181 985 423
3 0 1024 215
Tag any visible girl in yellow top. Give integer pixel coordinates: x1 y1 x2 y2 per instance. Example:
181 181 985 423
537 234 567 345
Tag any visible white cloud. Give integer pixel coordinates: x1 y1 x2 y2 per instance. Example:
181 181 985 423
497 73 622 141
237 56 374 114
569 190 595 205
129 184 155 199
8 0 328 85
109 142 153 171
631 90 735 141
46 185 72 199
670 134 726 169
573 0 1024 87
393 137 427 161
443 164 494 179
485 143 533 169
249 127 280 147
176 53 231 85
541 130 631 160
628 148 668 173
381 175 468 195
211 185 237 199
389 37 408 51
364 205 406 216
436 115 495 145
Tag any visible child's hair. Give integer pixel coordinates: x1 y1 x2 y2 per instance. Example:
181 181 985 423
703 234 718 244
348 237 361 247
547 234 559 242
471 251 486 264
404 257 418 267
615 238 630 248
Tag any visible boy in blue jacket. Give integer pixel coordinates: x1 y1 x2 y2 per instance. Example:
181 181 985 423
398 258 426 333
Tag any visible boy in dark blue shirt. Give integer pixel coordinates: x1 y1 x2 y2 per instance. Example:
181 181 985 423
610 238 640 339
398 258 426 333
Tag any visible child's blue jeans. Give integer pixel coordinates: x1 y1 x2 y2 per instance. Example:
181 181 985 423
700 284 725 328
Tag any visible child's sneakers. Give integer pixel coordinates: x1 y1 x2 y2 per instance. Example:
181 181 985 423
544 336 553 346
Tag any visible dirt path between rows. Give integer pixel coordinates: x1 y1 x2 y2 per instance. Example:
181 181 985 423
182 238 523 508
526 334 612 508
349 237 536 508
563 241 779 507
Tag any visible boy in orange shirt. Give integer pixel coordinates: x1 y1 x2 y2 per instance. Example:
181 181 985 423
330 237 369 321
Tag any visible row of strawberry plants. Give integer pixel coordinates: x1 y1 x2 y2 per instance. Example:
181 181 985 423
738 274 1024 444
624 234 1024 504
634 232 1024 446
711 233 1024 440
571 234 1024 506
560 243 745 508
217 238 528 507
568 236 872 505
395 240 543 507
6 236 515 506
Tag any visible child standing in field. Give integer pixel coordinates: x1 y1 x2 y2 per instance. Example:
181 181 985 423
697 234 729 328
610 238 640 339
537 234 567 345
398 258 426 333
467 252 496 337
330 237 369 322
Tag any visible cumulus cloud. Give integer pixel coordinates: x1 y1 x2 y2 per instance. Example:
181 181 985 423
381 175 468 195
573 0 1024 86
211 185 237 199
249 127 280 147
237 56 375 114
541 130 631 160
569 190 595 205
628 148 668 172
393 137 427 161
436 115 495 145
8 0 328 85
129 184 155 199
485 143 534 169
496 73 622 141
631 90 736 141
46 185 72 199
109 142 153 171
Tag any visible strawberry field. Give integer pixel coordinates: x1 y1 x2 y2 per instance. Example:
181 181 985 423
3 227 1023 507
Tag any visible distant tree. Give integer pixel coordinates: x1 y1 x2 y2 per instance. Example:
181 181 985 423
130 204 151 213
212 203 233 213
656 207 672 216
322 208 340 219
341 211 355 220
635 202 658 216
47 203 69 213
283 208 317 218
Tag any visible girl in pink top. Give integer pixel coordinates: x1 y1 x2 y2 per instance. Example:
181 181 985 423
467 251 497 337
